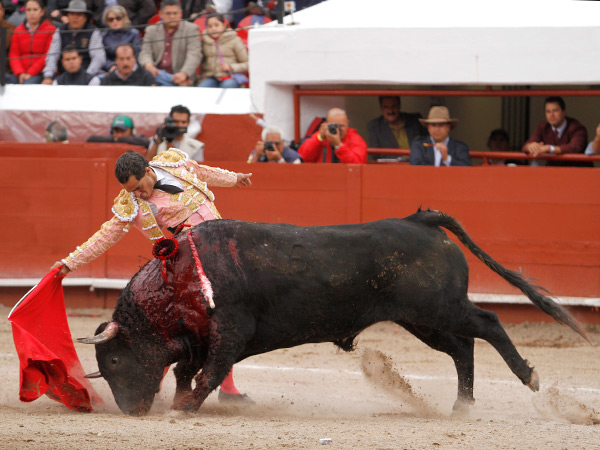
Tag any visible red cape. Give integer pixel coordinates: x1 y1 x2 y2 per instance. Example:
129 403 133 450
8 268 102 412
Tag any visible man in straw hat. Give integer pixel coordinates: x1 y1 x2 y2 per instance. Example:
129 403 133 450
410 106 472 166
42 0 105 84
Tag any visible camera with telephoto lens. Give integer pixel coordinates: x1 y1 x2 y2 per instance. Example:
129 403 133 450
157 116 188 142
327 123 341 135
264 141 276 151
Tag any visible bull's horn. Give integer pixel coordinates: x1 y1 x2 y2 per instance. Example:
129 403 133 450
77 321 119 344
84 371 103 379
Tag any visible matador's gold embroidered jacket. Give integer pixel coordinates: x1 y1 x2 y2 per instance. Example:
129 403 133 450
61 148 238 271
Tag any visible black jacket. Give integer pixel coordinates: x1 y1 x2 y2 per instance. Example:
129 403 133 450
54 68 95 85
100 65 155 86
87 134 150 148
410 136 472 166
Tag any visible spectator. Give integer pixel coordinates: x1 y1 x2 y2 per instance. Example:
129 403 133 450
5 0 26 25
522 96 590 167
181 0 215 20
299 108 367 164
85 0 156 29
101 43 155 85
45 120 69 142
210 0 233 22
47 0 70 26
367 96 426 161
585 122 600 156
0 2 15 49
410 106 471 166
52 44 100 84
486 128 525 166
147 104 205 161
8 0 55 84
100 5 140 73
243 1 271 17
1 1 16 82
41 0 105 83
197 13 247 88
87 115 150 148
247 126 302 164
138 0 201 87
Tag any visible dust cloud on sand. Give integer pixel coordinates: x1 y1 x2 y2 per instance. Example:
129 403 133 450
360 347 440 418
1 307 599 450
533 385 600 425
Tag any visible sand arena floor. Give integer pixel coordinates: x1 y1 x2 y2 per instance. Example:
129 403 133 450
0 304 599 450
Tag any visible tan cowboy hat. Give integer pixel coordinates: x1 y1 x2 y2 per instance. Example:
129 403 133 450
419 106 459 129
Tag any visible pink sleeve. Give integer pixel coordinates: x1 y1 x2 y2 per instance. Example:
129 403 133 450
61 217 130 271
186 161 238 187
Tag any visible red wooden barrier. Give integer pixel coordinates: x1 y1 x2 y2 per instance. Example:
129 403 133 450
0 144 598 311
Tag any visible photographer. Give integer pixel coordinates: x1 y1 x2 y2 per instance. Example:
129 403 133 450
87 115 150 148
147 105 205 161
247 126 302 164
298 108 367 164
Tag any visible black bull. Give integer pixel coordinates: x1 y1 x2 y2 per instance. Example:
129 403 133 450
79 209 587 416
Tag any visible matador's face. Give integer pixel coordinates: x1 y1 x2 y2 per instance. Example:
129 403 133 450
121 167 156 201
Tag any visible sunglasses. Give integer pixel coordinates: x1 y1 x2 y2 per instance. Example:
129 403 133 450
106 16 123 22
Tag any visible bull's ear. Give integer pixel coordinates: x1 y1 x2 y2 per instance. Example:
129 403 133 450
84 371 103 379
77 321 119 344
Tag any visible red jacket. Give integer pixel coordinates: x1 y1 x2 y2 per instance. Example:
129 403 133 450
523 117 587 154
299 128 367 164
9 20 56 76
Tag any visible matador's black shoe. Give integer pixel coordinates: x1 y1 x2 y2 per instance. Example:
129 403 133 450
218 390 256 404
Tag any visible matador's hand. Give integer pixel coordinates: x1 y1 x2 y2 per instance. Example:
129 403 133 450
235 173 252 188
51 261 71 277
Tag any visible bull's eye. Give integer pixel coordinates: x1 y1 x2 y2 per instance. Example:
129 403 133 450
111 356 119 366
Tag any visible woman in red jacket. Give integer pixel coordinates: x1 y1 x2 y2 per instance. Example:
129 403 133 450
8 0 56 84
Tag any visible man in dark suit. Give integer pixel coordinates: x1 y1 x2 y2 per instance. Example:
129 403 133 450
410 106 471 166
367 96 426 161
522 96 590 167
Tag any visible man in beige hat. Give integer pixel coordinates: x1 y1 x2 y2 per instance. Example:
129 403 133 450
410 106 471 166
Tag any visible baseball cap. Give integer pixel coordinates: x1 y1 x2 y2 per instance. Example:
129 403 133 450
112 115 133 130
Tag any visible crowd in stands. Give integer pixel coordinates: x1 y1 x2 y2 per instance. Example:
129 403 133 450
1 0 597 166
364 95 597 167
43 95 597 169
1 0 323 86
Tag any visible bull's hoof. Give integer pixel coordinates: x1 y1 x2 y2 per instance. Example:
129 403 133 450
166 409 192 419
451 397 475 416
218 390 256 404
527 369 540 392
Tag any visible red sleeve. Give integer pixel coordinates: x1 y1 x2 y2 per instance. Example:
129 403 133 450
298 132 325 163
522 122 545 151
335 129 367 164
560 121 588 154
8 31 25 75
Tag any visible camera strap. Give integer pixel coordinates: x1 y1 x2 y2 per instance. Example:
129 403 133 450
322 143 340 163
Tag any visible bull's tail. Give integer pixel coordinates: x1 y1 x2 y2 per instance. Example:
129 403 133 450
408 208 590 343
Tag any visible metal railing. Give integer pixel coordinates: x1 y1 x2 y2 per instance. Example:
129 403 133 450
293 86 600 142
367 147 600 165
